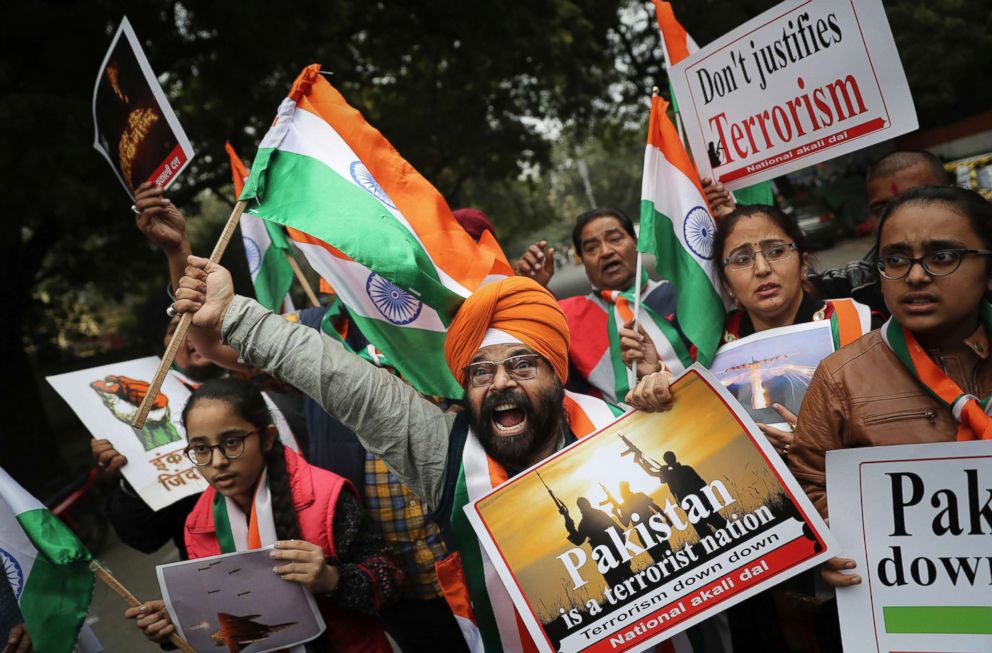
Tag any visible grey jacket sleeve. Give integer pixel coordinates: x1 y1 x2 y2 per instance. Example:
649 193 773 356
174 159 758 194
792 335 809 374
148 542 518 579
220 295 456 508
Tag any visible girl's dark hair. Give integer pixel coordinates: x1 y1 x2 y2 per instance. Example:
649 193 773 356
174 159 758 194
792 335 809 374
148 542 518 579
571 208 636 254
182 378 301 541
711 204 810 287
876 185 992 253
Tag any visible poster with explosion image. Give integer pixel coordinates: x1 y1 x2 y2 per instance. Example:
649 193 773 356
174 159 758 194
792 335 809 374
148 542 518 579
158 546 325 653
47 356 299 511
92 16 194 198
709 320 835 431
466 366 835 653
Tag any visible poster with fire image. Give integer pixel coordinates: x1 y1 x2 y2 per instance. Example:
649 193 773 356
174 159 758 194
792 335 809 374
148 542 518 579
465 366 835 653
709 320 835 430
92 16 194 198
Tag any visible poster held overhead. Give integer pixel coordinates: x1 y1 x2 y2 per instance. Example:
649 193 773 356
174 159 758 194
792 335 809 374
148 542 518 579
465 366 835 653
668 0 917 191
92 16 194 198
826 441 992 653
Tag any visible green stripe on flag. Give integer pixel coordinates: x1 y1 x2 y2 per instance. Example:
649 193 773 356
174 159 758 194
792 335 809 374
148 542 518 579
883 606 992 635
16 510 93 653
244 149 463 320
347 313 462 398
253 242 295 311
732 181 775 206
213 492 236 554
638 200 724 365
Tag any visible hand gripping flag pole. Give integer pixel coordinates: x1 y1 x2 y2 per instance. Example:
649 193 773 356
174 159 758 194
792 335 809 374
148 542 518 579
91 560 197 653
132 201 247 428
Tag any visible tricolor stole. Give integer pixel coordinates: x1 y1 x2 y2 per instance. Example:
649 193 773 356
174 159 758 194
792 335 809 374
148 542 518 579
826 298 872 349
880 302 992 441
563 277 693 403
442 392 624 653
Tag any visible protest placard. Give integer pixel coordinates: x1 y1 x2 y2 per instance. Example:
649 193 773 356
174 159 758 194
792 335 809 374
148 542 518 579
466 366 834 653
158 546 325 653
669 0 917 190
710 321 834 430
92 16 194 198
826 441 992 653
47 357 299 511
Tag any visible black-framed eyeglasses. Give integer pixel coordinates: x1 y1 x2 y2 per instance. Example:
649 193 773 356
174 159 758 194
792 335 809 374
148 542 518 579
464 354 542 388
722 242 799 270
185 431 258 466
875 248 992 280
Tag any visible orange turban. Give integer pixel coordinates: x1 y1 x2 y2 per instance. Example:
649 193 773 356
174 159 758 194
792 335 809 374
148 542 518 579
445 277 570 386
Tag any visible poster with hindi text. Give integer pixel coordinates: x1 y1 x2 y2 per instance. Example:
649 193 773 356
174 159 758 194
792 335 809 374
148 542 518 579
466 366 835 653
92 17 194 198
669 0 917 191
826 441 992 653
47 357 299 511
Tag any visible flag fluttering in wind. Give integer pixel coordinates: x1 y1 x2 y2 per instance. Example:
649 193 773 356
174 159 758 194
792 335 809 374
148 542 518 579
638 95 728 366
240 65 512 398
652 0 774 206
225 143 296 313
0 468 93 653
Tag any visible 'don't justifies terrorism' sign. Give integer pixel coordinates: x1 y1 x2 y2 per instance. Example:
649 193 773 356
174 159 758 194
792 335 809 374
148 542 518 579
669 0 917 190
827 441 992 653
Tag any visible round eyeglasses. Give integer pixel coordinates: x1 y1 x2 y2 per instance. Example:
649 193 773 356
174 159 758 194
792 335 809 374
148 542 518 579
464 354 541 388
722 243 799 270
184 431 258 466
876 249 992 280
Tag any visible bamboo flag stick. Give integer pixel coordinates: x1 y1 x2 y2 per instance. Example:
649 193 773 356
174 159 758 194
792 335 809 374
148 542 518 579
284 251 320 308
132 201 247 428
90 561 197 653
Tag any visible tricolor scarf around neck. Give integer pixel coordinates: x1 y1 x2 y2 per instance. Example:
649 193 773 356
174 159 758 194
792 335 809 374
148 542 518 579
597 271 693 401
446 392 637 653
880 302 992 441
212 470 311 653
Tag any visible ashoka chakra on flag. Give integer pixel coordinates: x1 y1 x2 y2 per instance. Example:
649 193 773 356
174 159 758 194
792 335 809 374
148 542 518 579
1 547 24 598
350 161 397 209
683 206 716 260
366 273 424 325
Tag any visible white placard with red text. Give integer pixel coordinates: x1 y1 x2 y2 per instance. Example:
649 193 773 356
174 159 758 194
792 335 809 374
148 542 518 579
669 0 917 190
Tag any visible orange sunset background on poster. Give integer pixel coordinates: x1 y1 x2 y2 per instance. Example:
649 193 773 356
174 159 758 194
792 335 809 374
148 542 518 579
474 372 786 622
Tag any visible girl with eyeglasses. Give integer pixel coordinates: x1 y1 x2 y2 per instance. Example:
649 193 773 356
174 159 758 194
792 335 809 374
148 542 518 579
790 186 992 588
126 378 401 651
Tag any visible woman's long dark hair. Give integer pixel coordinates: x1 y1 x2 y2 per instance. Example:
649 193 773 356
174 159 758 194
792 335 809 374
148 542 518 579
182 378 301 541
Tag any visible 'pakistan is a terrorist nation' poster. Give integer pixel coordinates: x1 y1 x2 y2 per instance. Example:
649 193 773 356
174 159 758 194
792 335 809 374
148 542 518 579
466 366 835 653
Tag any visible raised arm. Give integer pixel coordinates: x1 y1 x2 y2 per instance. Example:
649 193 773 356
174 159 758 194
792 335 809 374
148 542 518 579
174 256 455 508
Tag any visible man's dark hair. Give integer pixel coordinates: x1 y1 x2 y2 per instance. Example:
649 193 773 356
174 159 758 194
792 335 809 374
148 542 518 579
866 150 950 185
571 208 636 255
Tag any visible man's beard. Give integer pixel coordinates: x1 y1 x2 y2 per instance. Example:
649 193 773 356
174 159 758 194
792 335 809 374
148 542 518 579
465 378 566 469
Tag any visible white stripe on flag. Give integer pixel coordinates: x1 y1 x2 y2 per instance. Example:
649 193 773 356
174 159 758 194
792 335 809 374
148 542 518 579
292 239 446 331
266 104 471 298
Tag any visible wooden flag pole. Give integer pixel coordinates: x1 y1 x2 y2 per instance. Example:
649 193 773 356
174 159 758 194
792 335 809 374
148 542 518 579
284 251 320 308
90 561 197 653
631 251 643 389
132 200 247 428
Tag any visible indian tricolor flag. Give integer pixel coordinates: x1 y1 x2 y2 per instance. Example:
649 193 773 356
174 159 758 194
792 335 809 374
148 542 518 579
241 65 512 398
0 468 93 653
638 95 728 366
225 142 296 313
652 0 774 207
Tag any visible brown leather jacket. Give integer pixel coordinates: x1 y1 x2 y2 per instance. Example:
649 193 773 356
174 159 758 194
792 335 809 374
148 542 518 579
788 329 992 517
